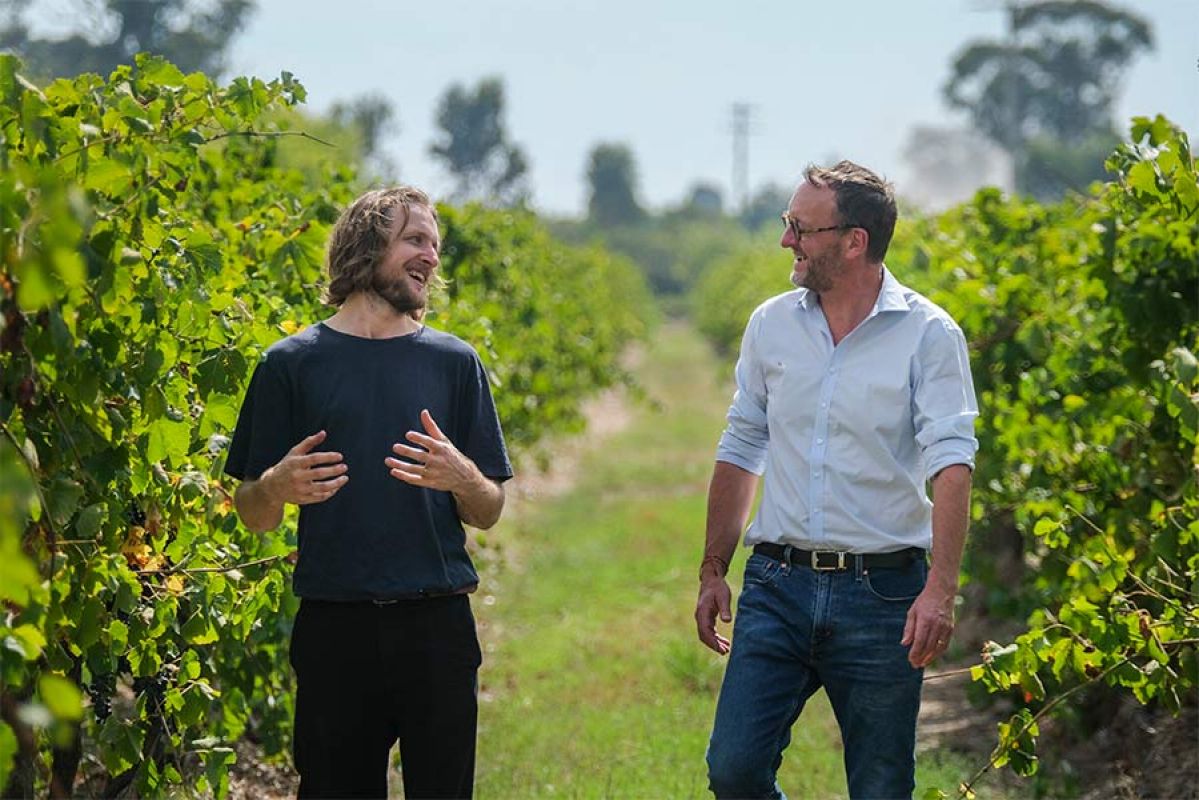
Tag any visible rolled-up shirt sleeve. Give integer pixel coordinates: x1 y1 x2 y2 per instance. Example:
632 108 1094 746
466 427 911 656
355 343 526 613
717 308 770 475
913 318 979 481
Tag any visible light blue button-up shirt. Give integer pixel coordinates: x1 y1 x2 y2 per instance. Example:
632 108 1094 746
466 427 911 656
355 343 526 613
716 267 979 554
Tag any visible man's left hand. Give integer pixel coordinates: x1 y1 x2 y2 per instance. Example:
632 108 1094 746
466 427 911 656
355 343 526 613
386 409 477 493
901 580 955 669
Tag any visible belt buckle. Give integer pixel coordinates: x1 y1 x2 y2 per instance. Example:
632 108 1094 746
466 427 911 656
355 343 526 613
811 551 846 571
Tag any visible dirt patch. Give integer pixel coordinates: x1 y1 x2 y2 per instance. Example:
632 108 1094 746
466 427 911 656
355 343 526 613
505 343 643 507
228 739 296 800
919 666 1010 755
1071 699 1198 800
507 386 635 503
917 647 1022 800
917 615 1199 800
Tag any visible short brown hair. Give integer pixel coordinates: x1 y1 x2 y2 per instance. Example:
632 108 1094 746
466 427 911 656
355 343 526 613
323 186 439 306
804 161 897 263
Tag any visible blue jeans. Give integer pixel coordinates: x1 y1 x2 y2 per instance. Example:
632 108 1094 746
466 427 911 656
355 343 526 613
706 552 927 800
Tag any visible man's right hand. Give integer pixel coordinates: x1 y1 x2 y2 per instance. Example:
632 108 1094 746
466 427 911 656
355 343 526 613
695 574 733 655
260 430 348 505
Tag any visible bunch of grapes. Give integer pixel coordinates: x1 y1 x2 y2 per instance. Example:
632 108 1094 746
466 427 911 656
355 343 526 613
124 503 146 527
132 673 168 711
87 672 116 722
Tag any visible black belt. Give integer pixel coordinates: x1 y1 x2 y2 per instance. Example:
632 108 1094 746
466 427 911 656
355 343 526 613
302 589 473 607
753 543 924 572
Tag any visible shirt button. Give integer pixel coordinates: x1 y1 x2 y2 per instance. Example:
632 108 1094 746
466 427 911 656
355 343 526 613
816 438 824 445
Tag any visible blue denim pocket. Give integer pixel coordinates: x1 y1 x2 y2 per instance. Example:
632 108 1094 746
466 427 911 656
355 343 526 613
743 552 784 587
862 559 927 602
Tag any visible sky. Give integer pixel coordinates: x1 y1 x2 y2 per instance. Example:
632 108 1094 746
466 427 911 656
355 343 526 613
24 0 1199 216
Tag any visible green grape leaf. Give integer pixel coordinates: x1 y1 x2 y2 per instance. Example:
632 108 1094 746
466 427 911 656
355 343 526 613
0 722 16 791
146 417 190 465
137 54 186 89
38 673 83 721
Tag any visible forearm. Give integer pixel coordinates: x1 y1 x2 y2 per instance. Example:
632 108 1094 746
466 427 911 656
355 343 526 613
694 460 757 654
928 464 972 593
233 474 285 533
701 461 759 579
452 469 505 530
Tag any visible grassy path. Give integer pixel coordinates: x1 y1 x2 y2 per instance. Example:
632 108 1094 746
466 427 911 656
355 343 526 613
472 321 997 799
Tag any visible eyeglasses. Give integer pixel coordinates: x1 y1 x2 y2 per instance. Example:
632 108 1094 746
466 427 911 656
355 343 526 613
780 214 859 240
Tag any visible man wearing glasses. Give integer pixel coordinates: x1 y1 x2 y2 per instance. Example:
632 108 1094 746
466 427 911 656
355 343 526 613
695 161 978 799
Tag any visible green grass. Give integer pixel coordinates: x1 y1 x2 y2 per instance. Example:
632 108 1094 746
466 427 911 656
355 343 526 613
473 322 1010 799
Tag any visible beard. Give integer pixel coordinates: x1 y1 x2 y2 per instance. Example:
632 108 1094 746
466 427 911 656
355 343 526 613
370 268 426 315
792 249 838 293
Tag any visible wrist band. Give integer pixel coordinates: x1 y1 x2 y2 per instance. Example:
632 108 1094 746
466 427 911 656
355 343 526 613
699 554 729 580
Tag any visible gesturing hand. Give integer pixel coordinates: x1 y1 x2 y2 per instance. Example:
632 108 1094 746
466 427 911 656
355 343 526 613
261 430 349 506
385 410 477 493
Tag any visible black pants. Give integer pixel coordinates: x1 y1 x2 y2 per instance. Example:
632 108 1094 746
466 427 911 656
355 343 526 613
289 595 482 799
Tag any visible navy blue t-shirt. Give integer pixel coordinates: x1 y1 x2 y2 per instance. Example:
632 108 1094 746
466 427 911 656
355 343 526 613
224 322 513 600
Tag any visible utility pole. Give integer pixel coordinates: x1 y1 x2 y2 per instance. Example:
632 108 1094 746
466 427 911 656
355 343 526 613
730 103 756 214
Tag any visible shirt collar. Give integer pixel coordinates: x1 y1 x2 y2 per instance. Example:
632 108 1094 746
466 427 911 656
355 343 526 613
794 265 910 315
875 266 910 313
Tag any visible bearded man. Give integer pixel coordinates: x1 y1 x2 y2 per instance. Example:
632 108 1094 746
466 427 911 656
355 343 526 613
695 162 978 799
226 186 512 799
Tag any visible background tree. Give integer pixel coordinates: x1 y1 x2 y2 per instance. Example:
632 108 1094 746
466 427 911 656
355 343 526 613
0 0 253 79
943 0 1153 198
683 182 724 218
586 142 646 227
330 93 399 178
429 76 529 206
738 183 791 232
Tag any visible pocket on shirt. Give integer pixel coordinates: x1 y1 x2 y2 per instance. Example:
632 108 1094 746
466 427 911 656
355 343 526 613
862 559 927 602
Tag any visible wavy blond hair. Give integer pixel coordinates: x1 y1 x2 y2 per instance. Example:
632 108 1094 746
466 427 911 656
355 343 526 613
322 186 441 307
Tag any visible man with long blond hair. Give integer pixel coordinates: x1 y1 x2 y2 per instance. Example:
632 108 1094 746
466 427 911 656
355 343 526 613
226 186 512 798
